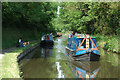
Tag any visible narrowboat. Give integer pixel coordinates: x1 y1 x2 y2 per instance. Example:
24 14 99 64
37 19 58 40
68 61 100 79
66 34 100 61
40 34 54 46
55 33 62 37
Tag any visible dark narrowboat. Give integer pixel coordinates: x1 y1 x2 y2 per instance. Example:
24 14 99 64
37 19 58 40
55 33 62 37
66 34 100 61
40 34 54 46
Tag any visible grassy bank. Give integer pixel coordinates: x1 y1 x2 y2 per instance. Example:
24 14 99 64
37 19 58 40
2 27 43 49
1 40 40 79
94 34 119 53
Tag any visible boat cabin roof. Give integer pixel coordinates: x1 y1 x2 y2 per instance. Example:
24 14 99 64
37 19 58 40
67 34 98 51
41 34 53 40
73 34 96 39
76 37 96 38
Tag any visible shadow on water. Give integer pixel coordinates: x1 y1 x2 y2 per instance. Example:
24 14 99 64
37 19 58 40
19 35 119 79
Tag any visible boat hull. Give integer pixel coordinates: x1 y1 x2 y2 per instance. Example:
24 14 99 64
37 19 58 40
40 40 54 47
66 47 100 61
55 35 62 37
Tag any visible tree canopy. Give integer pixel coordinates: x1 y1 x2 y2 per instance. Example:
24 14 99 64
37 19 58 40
55 2 120 35
2 2 59 33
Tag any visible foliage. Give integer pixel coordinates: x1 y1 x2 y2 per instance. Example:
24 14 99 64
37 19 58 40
56 2 120 35
104 36 118 53
2 2 58 49
95 34 119 53
2 2 58 31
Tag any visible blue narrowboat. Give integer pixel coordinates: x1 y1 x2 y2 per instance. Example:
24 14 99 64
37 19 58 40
66 34 100 61
40 34 54 46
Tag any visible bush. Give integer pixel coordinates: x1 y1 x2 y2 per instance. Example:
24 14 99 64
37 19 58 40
104 36 118 53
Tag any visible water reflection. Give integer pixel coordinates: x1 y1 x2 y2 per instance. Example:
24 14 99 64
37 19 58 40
56 62 64 78
20 46 56 78
41 47 53 58
68 61 100 79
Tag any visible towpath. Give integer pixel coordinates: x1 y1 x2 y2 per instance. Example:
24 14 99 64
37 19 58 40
1 40 38 54
0 40 39 62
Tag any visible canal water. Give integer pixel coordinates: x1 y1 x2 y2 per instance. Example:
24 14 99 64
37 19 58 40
20 35 119 79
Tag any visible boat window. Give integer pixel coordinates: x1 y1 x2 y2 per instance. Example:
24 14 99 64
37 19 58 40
49 35 53 40
77 38 97 49
78 38 86 48
90 42 95 48
79 40 81 44
82 39 86 48
71 41 75 48
90 39 96 48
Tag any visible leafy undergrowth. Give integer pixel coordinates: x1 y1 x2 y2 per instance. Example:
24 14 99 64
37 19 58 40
1 40 40 79
95 35 119 53
104 36 118 53
2 27 42 49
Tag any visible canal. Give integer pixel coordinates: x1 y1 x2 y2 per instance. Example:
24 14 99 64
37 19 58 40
19 35 119 79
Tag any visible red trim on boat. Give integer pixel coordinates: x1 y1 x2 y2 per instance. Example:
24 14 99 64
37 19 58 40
77 48 86 50
73 53 86 57
92 48 98 50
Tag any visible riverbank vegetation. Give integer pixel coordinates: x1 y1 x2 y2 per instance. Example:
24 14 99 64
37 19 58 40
1 40 39 79
102 35 118 53
93 35 119 53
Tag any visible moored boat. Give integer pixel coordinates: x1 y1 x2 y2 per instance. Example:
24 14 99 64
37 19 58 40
40 34 54 46
66 34 100 61
55 33 62 37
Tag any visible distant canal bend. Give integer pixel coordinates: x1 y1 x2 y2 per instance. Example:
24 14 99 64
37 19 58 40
20 35 119 79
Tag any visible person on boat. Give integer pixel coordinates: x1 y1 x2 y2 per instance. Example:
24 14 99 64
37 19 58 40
70 31 74 38
75 32 77 36
73 32 77 38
